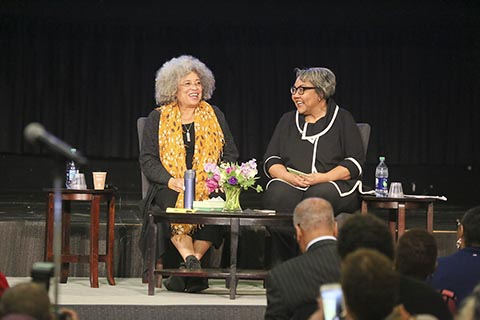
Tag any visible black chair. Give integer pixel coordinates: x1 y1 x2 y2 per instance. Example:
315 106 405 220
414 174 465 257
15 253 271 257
137 117 149 199
137 117 160 284
357 123 371 157
335 123 371 227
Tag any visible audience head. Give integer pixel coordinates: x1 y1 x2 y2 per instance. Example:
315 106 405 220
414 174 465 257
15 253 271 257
395 228 438 281
293 197 336 252
341 248 399 320
458 205 480 248
293 67 336 99
0 282 52 320
337 213 394 260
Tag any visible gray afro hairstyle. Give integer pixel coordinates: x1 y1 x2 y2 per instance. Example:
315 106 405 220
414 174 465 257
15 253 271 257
155 55 215 105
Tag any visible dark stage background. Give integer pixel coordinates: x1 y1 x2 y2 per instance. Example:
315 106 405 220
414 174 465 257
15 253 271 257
1 0 479 205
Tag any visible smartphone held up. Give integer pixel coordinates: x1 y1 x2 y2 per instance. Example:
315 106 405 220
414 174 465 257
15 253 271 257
320 283 345 320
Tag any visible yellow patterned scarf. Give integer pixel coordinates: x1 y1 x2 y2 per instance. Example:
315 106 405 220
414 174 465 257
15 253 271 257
157 101 225 235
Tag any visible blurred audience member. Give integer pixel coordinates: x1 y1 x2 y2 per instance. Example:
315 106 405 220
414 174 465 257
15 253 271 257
428 206 480 308
0 273 9 299
341 248 399 320
265 197 341 320
0 282 78 320
455 283 480 320
0 282 51 320
395 228 438 281
336 213 452 320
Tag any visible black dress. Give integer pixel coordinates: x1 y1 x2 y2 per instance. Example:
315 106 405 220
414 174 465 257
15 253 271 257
263 98 366 215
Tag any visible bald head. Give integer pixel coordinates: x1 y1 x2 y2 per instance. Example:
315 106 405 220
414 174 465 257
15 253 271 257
293 197 335 230
293 198 336 251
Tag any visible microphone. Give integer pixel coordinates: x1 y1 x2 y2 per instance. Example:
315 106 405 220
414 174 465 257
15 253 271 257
24 122 88 165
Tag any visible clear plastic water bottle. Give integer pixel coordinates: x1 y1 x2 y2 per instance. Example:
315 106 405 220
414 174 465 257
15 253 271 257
375 156 389 197
184 169 196 209
65 148 79 189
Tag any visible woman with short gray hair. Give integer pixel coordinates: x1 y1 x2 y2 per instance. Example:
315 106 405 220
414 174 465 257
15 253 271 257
263 66 365 266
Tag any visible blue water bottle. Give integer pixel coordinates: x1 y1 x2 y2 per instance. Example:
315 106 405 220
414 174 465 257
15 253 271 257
184 169 196 209
375 156 389 197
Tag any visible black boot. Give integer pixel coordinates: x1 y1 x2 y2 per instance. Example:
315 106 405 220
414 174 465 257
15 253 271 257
185 255 209 293
163 262 187 292
185 255 201 269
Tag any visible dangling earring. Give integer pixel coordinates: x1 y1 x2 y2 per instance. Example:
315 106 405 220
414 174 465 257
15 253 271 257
456 238 462 250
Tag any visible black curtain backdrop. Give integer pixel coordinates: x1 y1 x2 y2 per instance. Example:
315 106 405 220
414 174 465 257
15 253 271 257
1 1 479 169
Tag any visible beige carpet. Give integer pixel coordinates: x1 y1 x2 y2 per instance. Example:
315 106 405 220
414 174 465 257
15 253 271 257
7 277 267 306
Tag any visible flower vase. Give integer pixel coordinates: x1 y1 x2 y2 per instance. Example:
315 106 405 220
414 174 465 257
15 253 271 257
224 187 242 212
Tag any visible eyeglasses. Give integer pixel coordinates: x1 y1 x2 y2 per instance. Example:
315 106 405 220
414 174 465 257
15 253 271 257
456 219 461 228
180 81 202 89
290 86 317 95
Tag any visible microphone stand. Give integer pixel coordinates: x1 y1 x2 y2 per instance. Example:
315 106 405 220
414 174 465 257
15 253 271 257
23 122 87 318
51 157 64 318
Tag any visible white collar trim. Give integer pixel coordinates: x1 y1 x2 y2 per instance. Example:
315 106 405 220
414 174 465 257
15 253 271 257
295 105 340 144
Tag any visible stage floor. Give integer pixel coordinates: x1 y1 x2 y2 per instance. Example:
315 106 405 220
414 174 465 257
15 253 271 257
6 277 268 320
7 277 267 306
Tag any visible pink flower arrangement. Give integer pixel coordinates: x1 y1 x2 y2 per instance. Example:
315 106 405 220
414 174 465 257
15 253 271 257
204 159 264 193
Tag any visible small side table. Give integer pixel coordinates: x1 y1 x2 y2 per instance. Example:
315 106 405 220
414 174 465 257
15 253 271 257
44 189 116 288
359 195 438 241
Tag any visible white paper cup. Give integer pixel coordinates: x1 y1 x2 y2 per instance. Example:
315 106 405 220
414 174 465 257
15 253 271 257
92 172 107 190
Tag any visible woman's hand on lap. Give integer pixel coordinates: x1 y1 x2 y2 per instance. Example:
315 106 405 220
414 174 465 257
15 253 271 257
168 178 184 193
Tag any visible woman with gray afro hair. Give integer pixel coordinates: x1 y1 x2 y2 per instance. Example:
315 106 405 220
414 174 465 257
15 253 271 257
263 65 366 266
139 55 238 293
155 55 216 105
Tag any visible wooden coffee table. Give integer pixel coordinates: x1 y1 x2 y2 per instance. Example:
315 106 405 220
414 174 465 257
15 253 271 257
145 210 292 299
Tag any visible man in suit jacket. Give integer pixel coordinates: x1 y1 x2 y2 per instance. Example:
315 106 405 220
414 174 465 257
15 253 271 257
264 197 341 320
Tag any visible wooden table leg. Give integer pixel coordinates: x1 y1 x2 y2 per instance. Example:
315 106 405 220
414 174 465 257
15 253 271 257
89 195 100 288
60 201 71 283
229 217 239 300
106 196 116 285
45 193 54 262
361 200 368 215
426 203 434 233
397 203 406 239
